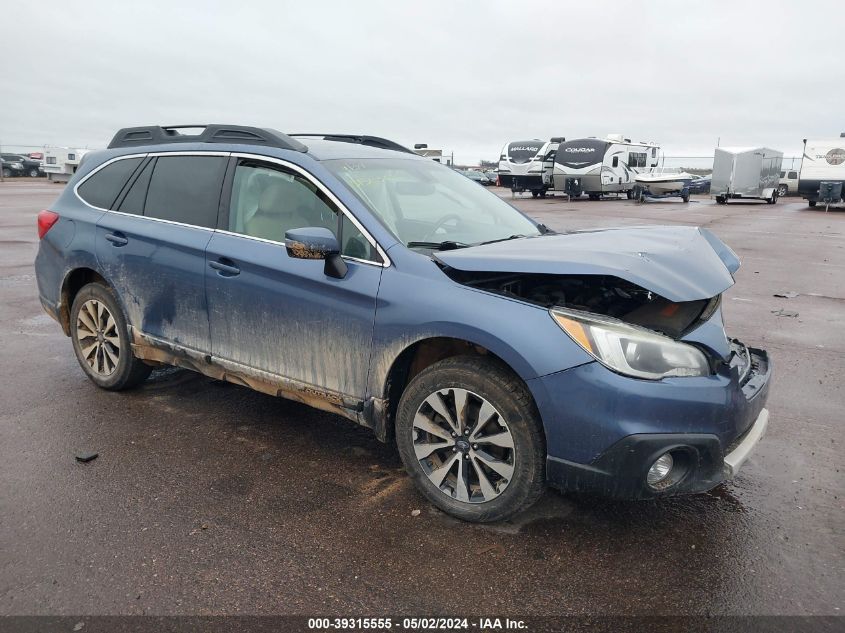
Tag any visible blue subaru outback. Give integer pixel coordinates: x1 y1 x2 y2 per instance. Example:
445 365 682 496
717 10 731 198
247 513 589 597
35 125 771 522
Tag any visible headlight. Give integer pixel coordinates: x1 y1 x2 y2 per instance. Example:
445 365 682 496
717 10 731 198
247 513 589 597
550 307 711 380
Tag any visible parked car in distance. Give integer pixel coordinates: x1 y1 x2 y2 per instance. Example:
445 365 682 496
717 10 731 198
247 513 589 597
1 155 25 177
1 153 44 178
462 170 493 186
778 167 799 197
35 124 771 523
484 171 499 185
688 174 711 194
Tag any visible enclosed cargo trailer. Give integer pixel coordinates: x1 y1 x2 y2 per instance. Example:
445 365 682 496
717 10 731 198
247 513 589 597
712 147 782 204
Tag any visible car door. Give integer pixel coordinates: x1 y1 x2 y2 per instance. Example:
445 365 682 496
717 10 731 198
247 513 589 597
204 156 384 402
94 153 228 353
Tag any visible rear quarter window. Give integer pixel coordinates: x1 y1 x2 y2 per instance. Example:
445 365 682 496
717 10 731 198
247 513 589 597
77 157 144 209
143 156 227 228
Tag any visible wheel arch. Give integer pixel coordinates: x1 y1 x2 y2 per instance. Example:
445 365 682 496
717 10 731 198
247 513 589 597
371 335 541 445
58 267 110 335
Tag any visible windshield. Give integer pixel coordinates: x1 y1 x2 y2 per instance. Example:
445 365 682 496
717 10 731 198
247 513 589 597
325 158 540 247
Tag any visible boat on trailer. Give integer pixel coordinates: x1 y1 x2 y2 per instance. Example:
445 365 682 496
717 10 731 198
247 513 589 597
633 170 693 202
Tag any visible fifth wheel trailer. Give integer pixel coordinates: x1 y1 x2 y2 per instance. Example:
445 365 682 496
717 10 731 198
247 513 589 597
497 138 564 197
552 134 661 199
798 136 845 208
711 147 783 204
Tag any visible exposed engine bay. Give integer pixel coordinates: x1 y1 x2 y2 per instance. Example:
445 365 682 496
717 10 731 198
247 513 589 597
444 270 719 339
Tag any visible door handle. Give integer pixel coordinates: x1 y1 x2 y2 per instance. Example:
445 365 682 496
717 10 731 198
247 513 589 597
105 232 128 247
209 259 240 276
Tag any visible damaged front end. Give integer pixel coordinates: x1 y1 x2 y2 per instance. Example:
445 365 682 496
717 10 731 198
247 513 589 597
433 226 771 498
443 268 731 377
435 225 740 371
444 270 720 340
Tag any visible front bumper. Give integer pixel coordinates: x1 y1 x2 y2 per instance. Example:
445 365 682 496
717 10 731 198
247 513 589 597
545 407 769 499
530 344 771 499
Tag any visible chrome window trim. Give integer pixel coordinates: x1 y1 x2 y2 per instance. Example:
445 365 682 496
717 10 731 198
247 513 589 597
214 229 384 268
73 150 390 267
73 150 231 214
73 153 150 212
231 152 391 267
102 208 216 232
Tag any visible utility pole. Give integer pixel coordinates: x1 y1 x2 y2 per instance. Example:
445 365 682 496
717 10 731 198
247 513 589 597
0 139 4 182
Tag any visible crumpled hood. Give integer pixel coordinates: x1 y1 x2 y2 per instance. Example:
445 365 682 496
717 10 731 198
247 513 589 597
434 226 740 302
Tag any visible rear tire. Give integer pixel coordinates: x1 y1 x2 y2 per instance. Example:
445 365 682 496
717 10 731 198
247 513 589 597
70 283 152 390
395 356 545 523
809 200 817 208
778 184 788 197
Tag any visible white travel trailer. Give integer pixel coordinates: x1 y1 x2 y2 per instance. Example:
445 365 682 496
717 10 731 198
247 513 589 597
552 134 661 199
798 135 845 208
497 137 564 197
711 147 783 204
43 147 89 183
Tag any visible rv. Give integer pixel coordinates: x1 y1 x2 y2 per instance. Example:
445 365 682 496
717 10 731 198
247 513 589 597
552 134 661 199
43 147 89 183
711 147 783 205
497 137 564 197
798 136 845 207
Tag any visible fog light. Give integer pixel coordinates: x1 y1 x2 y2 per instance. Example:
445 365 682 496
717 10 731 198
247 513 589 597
647 453 674 488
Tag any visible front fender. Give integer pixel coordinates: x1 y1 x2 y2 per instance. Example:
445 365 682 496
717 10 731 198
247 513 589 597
367 261 594 398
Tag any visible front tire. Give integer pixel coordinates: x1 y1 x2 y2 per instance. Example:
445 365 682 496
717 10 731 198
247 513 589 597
808 200 817 208
778 184 788 197
395 356 545 523
70 283 152 390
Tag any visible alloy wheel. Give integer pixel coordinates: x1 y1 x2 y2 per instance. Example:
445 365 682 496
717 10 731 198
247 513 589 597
412 388 515 503
75 299 121 376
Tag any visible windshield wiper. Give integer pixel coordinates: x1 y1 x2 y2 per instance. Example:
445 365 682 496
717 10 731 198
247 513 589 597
477 234 527 246
406 240 470 251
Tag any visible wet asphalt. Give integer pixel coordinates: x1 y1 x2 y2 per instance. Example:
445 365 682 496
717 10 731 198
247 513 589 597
0 180 842 616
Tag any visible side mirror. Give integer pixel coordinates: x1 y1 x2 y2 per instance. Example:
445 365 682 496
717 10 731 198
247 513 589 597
284 227 347 279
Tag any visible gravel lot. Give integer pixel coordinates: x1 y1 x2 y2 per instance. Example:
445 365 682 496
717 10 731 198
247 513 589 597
0 181 842 616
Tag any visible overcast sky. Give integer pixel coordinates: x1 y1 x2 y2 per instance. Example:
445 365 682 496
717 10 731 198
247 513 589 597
2 0 843 163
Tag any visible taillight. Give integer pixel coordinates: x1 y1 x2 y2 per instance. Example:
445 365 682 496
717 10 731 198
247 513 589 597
37 210 59 239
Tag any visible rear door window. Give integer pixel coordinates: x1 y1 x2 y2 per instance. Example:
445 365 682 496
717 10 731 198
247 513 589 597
144 155 227 228
77 157 144 209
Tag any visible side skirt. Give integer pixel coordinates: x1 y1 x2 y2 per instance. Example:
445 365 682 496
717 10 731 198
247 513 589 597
129 328 385 430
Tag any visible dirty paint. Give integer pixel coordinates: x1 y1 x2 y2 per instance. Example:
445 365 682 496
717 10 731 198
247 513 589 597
285 240 327 260
131 328 363 423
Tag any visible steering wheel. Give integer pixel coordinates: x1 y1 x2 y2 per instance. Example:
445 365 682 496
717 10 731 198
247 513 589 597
421 213 462 242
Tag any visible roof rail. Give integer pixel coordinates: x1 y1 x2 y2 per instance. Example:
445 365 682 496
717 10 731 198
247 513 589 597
290 134 415 154
107 125 308 152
